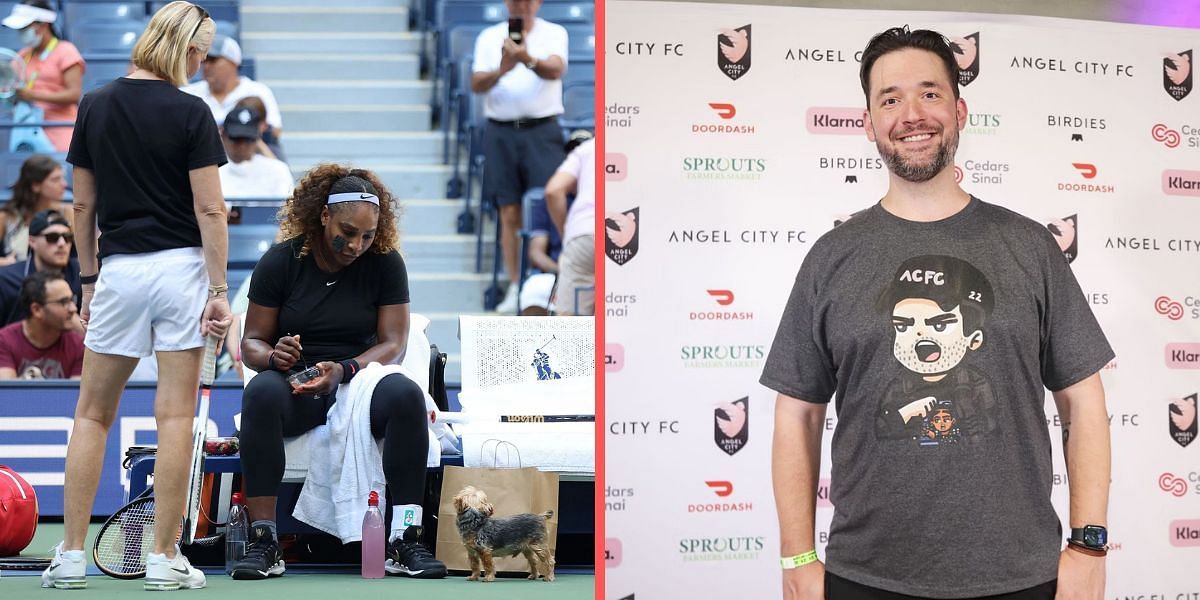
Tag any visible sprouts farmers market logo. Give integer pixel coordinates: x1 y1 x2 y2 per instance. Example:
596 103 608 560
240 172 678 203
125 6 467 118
1163 49 1192 101
964 112 1001 135
679 535 764 561
682 156 767 180
1162 169 1200 197
681 343 765 368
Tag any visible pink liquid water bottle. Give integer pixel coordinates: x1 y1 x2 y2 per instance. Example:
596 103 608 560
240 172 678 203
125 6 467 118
361 490 385 578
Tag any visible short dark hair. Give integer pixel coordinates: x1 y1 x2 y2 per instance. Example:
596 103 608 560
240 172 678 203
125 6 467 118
859 26 960 106
19 270 64 314
876 255 994 334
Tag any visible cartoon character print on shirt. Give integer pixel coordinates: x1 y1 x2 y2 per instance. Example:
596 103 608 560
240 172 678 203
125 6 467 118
874 255 998 446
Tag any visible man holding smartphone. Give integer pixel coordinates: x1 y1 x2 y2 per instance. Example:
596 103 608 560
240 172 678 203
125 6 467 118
470 0 568 314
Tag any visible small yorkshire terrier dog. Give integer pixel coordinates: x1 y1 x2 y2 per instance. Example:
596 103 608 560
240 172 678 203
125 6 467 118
452 485 555 582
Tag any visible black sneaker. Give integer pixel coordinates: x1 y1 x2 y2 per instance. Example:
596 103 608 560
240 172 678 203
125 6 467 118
230 525 286 580
385 526 447 578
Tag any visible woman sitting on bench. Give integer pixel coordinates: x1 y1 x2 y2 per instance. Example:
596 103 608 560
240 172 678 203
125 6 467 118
232 165 446 580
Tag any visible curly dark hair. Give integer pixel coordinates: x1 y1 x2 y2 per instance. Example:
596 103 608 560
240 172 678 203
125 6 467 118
277 163 401 257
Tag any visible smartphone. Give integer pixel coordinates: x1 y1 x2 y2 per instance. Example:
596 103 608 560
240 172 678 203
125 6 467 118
287 366 321 389
508 17 524 44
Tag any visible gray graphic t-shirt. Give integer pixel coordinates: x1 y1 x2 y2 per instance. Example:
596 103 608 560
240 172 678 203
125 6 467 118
760 197 1114 598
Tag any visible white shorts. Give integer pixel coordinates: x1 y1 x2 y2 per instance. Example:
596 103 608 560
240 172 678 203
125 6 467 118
85 247 209 358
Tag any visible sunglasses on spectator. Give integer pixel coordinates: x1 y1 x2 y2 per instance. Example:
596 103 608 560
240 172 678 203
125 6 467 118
190 4 209 42
43 295 77 308
37 232 74 245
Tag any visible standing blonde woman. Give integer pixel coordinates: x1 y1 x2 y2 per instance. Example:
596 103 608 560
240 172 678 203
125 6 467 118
42 2 231 591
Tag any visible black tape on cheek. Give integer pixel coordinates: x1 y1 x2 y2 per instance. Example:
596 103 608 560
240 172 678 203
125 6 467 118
332 235 347 253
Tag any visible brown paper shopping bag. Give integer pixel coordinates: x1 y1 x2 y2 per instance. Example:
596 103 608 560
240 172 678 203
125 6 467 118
435 462 559 574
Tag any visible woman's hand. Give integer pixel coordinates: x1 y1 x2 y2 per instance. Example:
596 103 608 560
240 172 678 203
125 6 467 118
14 87 35 102
271 334 302 371
79 285 94 333
293 361 343 397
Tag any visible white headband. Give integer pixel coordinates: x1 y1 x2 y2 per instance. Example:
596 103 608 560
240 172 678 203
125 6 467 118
3 4 57 29
327 192 379 206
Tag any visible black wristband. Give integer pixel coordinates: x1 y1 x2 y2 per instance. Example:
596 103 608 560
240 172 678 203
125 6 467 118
80 273 99 285
268 351 278 371
339 359 360 383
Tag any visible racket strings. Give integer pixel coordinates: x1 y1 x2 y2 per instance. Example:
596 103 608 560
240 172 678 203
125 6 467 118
94 498 162 576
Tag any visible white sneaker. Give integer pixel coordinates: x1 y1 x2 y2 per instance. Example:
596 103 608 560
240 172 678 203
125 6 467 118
41 542 87 589
495 285 519 313
144 547 206 591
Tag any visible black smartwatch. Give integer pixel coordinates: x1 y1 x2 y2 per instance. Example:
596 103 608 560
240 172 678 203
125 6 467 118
1068 525 1108 551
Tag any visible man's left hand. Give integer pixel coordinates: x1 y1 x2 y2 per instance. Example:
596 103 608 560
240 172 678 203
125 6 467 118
1055 548 1105 599
501 38 532 67
294 361 343 397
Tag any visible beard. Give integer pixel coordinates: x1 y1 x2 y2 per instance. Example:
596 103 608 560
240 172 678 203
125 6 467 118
877 126 959 183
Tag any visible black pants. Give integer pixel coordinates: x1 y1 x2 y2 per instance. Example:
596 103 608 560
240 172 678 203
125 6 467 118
240 370 429 505
826 573 1056 600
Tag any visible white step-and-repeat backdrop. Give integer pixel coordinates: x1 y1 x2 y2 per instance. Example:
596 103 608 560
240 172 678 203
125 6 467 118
604 2 1200 598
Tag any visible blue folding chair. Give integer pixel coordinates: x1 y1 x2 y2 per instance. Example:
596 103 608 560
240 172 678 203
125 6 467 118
69 18 144 54
81 52 130 91
63 2 146 39
559 82 593 132
565 24 594 61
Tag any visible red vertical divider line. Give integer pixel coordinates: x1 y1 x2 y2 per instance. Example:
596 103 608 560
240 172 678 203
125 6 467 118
594 0 606 597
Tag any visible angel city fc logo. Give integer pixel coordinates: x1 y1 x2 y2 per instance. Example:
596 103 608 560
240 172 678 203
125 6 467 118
1046 214 1078 263
950 32 980 86
605 207 639 266
717 25 751 81
1164 49 1192 101
1170 393 1198 448
715 397 749 456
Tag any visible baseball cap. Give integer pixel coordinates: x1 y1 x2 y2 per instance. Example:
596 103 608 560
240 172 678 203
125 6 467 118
29 209 69 236
2 4 56 30
207 34 242 66
564 129 593 153
223 107 261 140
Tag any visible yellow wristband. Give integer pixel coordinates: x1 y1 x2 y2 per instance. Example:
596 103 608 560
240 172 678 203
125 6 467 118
780 550 818 569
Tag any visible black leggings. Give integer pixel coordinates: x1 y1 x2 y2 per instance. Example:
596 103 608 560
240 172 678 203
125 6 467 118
240 370 429 505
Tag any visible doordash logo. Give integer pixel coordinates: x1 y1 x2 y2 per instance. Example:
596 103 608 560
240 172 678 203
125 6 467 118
710 103 736 119
693 102 755 134
1058 163 1114 193
705 480 733 497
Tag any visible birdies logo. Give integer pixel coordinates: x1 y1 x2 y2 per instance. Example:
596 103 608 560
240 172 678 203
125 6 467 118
715 397 749 456
1170 394 1198 448
1164 49 1192 102
717 25 751 81
950 32 980 86
1046 214 1078 263
605 208 639 266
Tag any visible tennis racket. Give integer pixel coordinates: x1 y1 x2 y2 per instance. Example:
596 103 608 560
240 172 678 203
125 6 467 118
92 486 224 579
182 335 219 545
0 47 25 101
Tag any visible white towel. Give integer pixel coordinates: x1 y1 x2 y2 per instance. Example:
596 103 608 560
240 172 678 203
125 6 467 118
291 362 445 543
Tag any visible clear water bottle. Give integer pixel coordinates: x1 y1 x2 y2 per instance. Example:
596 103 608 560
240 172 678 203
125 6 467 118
224 492 248 575
361 491 385 578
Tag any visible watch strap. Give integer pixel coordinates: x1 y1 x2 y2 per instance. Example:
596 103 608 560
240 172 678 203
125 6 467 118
1066 540 1107 557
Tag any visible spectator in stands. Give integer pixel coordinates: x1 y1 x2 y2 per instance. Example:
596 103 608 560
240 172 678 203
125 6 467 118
233 96 286 162
544 132 594 316
0 209 80 327
0 154 70 264
231 164 446 581
183 34 284 149
44 2 229 591
516 194 561 315
219 106 293 200
0 270 83 379
471 0 568 313
3 0 86 152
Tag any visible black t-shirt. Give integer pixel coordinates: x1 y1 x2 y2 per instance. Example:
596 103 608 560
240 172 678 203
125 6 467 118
67 78 227 258
247 237 410 366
